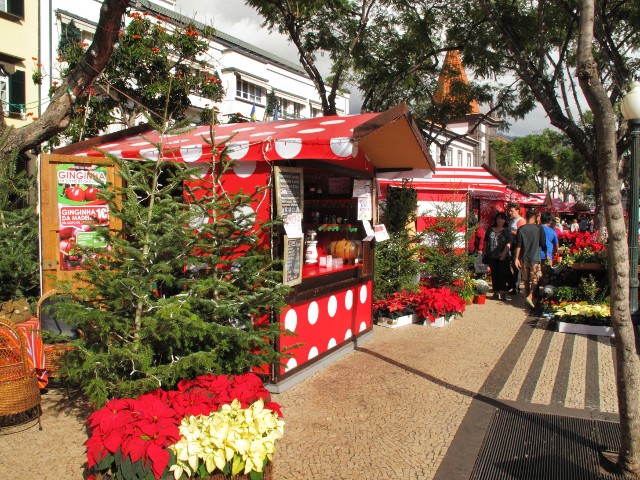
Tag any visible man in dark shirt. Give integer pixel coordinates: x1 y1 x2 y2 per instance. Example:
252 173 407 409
515 209 545 308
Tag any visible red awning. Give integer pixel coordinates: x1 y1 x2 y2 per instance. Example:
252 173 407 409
55 104 435 172
378 165 540 202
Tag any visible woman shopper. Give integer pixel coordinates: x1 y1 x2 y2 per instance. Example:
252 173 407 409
483 212 514 300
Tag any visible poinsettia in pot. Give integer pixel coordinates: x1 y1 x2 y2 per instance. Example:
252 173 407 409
373 289 421 325
86 373 284 480
414 286 465 326
552 301 612 336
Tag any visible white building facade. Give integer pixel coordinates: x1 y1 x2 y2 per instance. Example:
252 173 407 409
38 0 348 128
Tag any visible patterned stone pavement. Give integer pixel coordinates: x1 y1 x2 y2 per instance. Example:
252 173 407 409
0 295 620 479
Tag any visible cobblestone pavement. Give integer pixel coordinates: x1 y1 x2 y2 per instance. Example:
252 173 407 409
0 295 619 479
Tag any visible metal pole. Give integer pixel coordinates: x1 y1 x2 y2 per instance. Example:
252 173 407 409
629 119 640 314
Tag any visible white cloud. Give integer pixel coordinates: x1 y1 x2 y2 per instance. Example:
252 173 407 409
177 0 299 64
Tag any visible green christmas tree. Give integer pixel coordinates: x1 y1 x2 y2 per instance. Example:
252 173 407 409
0 131 39 304
56 117 291 406
374 183 422 300
418 199 473 287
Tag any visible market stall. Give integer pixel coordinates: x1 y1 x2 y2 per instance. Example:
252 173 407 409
378 164 540 232
41 103 434 391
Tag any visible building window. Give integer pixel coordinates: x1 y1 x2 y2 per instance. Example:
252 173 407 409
0 0 24 18
236 78 263 103
457 151 463 167
278 98 303 119
0 67 8 114
0 66 25 116
446 148 453 166
467 152 472 167
311 107 322 118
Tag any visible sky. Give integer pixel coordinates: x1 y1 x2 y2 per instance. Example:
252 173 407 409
176 0 551 138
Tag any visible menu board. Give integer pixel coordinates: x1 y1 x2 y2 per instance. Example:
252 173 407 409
283 235 303 286
274 166 303 217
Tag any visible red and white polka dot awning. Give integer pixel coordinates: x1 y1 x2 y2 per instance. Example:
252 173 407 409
60 104 435 172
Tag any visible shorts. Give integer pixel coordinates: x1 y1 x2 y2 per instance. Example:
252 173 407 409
521 263 542 287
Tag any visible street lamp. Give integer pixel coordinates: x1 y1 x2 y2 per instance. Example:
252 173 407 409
621 81 640 314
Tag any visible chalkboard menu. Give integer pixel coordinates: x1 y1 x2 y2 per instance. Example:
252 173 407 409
283 235 303 286
274 166 303 217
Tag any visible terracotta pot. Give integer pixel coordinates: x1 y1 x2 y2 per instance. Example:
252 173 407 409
473 294 487 304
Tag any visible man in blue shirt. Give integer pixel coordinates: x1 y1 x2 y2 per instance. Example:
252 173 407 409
515 209 546 308
540 212 558 285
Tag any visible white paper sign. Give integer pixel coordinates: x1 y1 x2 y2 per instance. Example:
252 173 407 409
283 213 303 238
362 220 374 241
357 196 372 221
352 179 372 197
374 223 390 242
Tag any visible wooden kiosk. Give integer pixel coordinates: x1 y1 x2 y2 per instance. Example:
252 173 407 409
41 104 434 391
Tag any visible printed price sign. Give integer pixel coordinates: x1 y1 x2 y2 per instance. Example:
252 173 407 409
274 166 303 217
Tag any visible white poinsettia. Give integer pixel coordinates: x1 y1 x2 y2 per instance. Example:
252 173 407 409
169 399 285 479
553 301 610 318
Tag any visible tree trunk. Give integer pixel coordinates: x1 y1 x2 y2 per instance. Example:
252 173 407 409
576 0 640 475
0 0 128 162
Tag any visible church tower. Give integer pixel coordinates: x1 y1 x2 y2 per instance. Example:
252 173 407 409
433 50 500 168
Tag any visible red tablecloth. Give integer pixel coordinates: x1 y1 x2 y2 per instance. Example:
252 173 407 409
15 318 48 389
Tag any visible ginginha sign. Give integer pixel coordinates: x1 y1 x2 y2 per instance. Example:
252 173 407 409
57 167 107 185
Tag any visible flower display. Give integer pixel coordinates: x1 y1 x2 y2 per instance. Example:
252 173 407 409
86 373 283 480
552 301 611 326
473 279 490 295
414 286 466 323
373 285 465 324
170 399 284 479
558 231 607 266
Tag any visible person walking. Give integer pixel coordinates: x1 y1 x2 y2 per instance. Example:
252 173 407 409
570 218 579 232
468 214 485 256
539 212 558 284
483 212 514 301
507 204 525 293
515 209 546 308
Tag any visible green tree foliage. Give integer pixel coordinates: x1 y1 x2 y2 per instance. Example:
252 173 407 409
58 19 82 59
55 119 290 406
374 185 421 300
418 200 471 287
443 1 639 206
49 11 224 146
492 130 591 200
0 131 39 304
265 89 277 117
246 0 393 115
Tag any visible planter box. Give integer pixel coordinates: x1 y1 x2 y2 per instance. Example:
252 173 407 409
557 321 614 337
571 262 605 271
424 315 452 328
377 314 417 329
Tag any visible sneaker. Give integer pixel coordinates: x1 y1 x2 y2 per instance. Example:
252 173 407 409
499 293 507 301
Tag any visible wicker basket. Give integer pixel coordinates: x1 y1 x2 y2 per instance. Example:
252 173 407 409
0 316 42 426
44 343 74 378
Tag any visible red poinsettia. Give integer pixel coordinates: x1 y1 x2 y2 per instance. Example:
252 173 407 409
559 231 606 253
414 286 465 323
